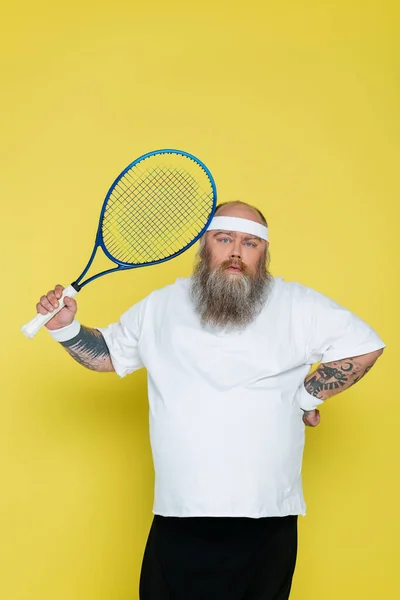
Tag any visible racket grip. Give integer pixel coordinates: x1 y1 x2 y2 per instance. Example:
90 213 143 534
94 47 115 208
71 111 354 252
21 284 79 339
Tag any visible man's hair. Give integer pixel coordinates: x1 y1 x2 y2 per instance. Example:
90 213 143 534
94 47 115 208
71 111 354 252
214 201 268 227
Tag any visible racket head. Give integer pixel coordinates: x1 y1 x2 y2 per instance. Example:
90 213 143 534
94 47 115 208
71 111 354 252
97 149 217 268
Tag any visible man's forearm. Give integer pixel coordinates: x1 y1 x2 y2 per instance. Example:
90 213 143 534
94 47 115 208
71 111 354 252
60 326 114 372
304 349 383 402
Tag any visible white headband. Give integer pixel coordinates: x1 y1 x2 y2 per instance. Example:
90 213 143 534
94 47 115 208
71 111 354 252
206 216 269 241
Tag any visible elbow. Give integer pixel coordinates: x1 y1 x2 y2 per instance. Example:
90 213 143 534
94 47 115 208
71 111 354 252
374 347 385 358
365 347 385 365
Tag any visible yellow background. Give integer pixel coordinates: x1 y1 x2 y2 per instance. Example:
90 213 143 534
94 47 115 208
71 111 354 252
1 1 398 598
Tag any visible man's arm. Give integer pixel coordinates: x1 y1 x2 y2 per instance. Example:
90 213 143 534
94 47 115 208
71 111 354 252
302 349 384 426
304 348 384 401
60 326 114 372
35 285 115 373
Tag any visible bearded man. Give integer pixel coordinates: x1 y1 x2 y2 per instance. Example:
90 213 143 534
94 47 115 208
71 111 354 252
36 201 385 600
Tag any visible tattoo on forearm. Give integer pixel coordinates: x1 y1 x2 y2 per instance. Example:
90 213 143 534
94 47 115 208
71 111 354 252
61 326 113 372
304 358 375 400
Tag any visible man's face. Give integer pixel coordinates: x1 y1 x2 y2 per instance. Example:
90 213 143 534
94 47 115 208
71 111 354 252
203 205 268 276
190 205 273 330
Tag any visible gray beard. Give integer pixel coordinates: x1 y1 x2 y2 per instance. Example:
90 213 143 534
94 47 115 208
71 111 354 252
190 245 273 331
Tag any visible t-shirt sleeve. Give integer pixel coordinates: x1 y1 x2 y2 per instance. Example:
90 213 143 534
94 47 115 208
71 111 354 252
96 296 149 377
301 286 386 365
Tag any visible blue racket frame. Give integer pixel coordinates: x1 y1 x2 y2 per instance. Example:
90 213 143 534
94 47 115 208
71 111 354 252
71 149 217 291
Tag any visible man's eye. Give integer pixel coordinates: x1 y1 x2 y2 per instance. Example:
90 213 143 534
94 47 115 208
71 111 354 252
244 241 256 247
218 238 231 243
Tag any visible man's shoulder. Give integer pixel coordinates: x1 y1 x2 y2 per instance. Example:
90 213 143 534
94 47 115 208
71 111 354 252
120 277 190 324
273 277 344 316
144 276 191 307
270 276 311 297
270 276 325 307
152 276 190 297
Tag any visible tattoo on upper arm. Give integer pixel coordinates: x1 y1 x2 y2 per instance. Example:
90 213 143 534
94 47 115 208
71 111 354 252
61 327 112 371
304 358 374 399
353 365 372 384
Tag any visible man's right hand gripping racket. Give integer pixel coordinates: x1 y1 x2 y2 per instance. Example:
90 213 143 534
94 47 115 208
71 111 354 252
21 149 217 338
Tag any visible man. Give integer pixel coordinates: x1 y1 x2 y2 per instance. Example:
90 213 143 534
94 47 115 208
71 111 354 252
36 201 385 600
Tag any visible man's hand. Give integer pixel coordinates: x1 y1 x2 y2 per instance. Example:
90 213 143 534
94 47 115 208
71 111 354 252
36 284 77 330
302 409 320 427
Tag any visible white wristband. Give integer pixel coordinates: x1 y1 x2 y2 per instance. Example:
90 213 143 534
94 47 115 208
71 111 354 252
47 320 81 342
295 383 324 412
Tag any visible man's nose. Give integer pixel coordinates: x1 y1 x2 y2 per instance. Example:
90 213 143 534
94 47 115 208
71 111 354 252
230 240 242 259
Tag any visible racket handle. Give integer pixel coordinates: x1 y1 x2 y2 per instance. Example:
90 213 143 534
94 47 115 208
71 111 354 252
21 284 79 339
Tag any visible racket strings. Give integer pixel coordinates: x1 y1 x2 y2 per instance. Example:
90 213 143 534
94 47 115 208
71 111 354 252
109 167 199 233
128 169 207 241
105 173 194 258
102 156 213 264
107 188 210 262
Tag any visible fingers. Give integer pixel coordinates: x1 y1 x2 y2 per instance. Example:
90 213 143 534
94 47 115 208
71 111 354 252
64 296 77 314
54 285 64 298
36 285 64 315
302 409 320 427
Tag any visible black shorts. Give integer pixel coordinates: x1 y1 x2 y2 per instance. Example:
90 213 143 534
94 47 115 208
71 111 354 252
139 514 298 600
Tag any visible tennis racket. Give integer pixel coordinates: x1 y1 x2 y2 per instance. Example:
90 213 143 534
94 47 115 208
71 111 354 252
21 148 217 339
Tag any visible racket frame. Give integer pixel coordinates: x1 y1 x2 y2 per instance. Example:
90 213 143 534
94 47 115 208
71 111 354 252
71 148 217 292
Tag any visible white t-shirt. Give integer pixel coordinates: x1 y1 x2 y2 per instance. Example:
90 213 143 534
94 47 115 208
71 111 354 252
97 276 385 518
